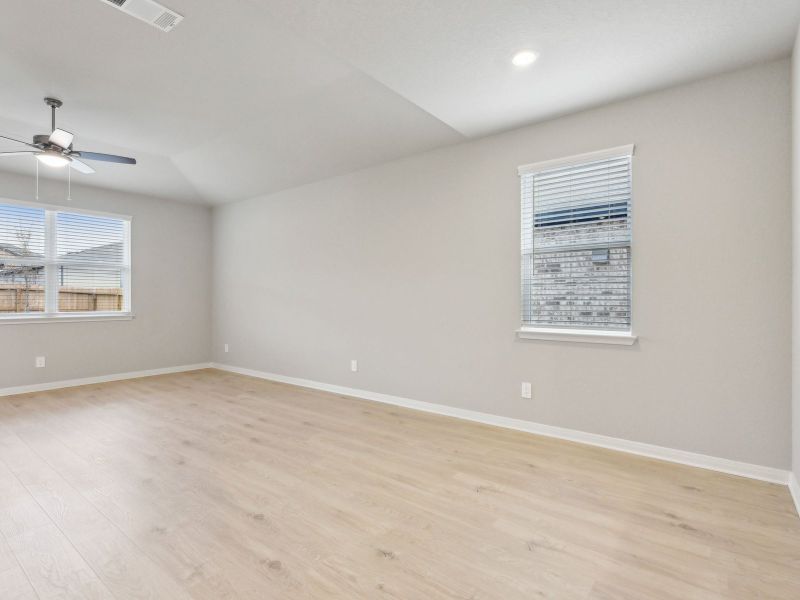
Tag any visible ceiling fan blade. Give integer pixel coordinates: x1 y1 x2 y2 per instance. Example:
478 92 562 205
49 129 74 149
72 151 136 165
0 151 37 157
69 158 95 174
0 134 38 149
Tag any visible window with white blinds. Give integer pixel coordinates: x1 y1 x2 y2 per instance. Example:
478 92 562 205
519 146 633 332
0 200 130 318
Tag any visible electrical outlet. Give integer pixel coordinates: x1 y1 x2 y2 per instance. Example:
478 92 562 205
521 382 532 399
35 356 46 368
224 343 229 353
350 359 358 372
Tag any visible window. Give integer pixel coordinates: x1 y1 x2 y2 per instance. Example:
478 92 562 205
518 145 635 344
0 200 131 321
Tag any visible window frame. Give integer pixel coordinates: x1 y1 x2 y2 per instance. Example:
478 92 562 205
516 145 637 345
0 198 133 324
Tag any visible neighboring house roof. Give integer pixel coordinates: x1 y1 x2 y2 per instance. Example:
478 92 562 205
60 242 123 263
0 242 42 259
0 241 123 262
1 242 123 288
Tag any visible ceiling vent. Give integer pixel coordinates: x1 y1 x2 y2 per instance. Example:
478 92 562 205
100 0 183 32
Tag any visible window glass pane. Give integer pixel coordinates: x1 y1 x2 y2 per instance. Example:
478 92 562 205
0 204 46 314
55 211 127 313
522 153 632 331
0 204 46 259
57 212 125 264
531 247 630 328
0 263 45 313
57 265 124 312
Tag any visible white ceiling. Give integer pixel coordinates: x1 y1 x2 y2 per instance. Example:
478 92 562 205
0 0 798 205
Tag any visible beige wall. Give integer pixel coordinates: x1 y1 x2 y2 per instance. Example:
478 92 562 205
0 171 212 387
792 27 800 483
214 59 792 469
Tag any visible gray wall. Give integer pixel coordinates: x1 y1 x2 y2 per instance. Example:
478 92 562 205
213 59 792 469
793 27 800 484
0 171 212 387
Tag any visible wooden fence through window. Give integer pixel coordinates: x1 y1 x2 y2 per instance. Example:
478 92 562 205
0 284 123 312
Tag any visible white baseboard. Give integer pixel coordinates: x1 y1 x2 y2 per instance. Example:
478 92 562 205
0 363 212 397
211 362 791 486
789 473 800 517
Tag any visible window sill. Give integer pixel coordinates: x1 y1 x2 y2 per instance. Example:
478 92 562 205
0 312 134 325
516 327 637 345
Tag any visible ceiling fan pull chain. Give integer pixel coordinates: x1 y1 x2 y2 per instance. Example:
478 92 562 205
35 159 39 201
67 165 72 202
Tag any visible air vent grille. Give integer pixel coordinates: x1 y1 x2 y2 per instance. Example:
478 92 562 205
99 0 183 32
152 11 179 31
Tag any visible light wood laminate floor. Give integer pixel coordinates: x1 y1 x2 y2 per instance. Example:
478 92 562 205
0 369 798 599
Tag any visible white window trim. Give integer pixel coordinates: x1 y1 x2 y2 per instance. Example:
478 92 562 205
517 144 636 343
517 144 635 176
0 198 132 324
517 326 637 345
0 312 134 324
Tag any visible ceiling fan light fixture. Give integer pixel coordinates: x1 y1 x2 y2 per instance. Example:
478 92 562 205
36 150 72 168
0 98 137 174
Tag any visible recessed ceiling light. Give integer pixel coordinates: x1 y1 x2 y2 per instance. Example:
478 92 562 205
512 50 538 68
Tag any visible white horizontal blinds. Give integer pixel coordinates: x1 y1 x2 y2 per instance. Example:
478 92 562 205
55 212 129 312
0 204 46 313
520 172 535 323
521 152 632 331
0 201 130 316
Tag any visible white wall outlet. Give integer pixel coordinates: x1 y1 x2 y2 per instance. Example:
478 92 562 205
224 343 229 353
350 359 358 372
35 356 46 368
521 382 532 399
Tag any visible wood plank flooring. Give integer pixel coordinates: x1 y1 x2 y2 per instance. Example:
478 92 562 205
0 368 798 599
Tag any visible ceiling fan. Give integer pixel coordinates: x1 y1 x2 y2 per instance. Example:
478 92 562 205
0 98 137 174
